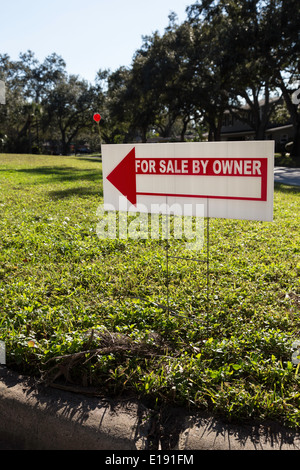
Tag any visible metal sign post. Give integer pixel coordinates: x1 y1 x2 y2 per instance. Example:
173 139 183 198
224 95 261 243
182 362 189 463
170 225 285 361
163 197 210 317
93 113 102 155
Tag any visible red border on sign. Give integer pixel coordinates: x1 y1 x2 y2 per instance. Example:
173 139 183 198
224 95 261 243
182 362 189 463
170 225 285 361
136 158 268 202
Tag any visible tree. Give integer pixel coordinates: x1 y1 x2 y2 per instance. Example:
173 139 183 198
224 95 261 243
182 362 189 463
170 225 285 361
0 51 67 153
17 50 67 103
262 0 300 161
187 0 300 158
131 29 181 140
127 44 163 142
210 1 280 140
151 18 200 141
187 6 233 141
103 67 133 143
231 0 300 151
0 54 30 152
44 75 96 155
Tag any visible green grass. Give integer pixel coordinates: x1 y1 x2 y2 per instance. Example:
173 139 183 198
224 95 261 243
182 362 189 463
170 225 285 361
0 153 300 428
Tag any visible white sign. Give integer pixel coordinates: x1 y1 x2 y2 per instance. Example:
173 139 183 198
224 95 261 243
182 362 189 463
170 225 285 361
102 141 274 222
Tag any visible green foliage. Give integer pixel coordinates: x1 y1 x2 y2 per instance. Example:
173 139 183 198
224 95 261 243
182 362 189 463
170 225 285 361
0 154 300 428
1 0 299 157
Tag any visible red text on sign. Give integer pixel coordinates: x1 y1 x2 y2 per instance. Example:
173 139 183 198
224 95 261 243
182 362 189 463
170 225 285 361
135 158 264 177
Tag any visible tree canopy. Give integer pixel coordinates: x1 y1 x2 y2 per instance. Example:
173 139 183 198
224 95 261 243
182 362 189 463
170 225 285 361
0 0 299 159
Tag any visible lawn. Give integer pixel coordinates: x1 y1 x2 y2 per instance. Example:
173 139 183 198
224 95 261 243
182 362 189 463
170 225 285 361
0 153 300 428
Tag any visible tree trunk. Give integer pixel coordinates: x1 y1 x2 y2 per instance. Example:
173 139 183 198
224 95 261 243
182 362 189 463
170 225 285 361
214 113 224 141
61 130 69 155
255 125 265 141
291 124 300 164
141 127 147 143
180 119 188 142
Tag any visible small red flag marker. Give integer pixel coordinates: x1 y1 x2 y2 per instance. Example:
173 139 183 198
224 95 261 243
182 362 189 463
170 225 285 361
93 113 102 153
93 113 101 123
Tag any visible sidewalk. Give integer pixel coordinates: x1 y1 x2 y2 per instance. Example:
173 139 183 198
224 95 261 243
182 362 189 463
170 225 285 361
274 167 300 186
1 367 300 450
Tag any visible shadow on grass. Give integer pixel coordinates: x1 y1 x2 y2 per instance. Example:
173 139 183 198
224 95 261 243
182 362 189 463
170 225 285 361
74 156 102 163
16 166 102 184
48 186 103 199
274 182 300 194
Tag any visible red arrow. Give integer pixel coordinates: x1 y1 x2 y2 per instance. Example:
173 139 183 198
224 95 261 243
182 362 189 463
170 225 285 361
107 147 137 205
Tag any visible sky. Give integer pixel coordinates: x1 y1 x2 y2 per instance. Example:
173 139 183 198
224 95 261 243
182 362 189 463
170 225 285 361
0 0 191 83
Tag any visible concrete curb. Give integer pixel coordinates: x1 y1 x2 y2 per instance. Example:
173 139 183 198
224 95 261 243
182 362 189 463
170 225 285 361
1 367 300 450
0 367 150 450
